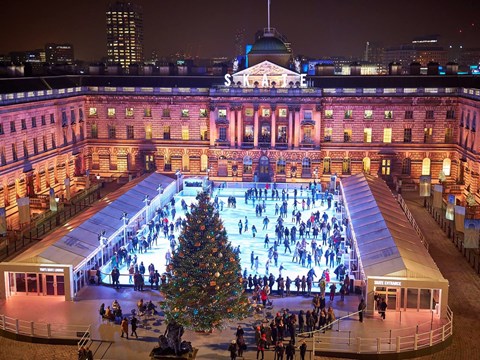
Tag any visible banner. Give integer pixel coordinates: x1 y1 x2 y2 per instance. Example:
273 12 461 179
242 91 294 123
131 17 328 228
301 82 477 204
464 219 480 249
0 208 6 236
17 197 31 225
432 185 443 209
455 206 465 233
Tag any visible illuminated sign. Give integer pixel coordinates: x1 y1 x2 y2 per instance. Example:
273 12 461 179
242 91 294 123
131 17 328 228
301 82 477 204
224 73 306 88
39 267 64 273
374 280 402 287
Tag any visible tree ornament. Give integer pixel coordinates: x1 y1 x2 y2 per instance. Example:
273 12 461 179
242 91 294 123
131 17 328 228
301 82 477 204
218 252 223 258
210 281 216 286
214 272 220 278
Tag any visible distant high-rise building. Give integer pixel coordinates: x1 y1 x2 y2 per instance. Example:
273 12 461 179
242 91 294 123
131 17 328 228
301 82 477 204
45 43 74 63
234 28 246 56
106 1 144 68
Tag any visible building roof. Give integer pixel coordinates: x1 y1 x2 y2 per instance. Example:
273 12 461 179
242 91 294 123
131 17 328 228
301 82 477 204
341 173 445 281
249 35 289 54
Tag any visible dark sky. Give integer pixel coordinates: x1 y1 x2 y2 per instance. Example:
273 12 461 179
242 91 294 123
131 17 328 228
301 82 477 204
1 0 479 61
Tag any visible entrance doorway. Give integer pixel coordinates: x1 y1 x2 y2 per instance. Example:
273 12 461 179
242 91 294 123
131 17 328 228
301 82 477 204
7 272 65 297
374 287 400 311
257 156 271 182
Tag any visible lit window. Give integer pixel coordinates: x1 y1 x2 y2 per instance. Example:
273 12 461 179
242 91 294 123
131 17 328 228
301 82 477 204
364 128 372 143
363 157 371 174
262 108 271 117
424 127 433 143
145 125 152 140
442 158 451 176
384 110 393 119
383 128 392 143
344 110 353 119
324 128 332 142
163 125 171 140
181 109 189 118
324 110 333 119
343 128 352 142
245 108 254 117
182 126 189 140
364 110 373 119
125 107 134 117
342 158 351 174
107 108 116 117
89 107 97 116
381 159 391 175
199 109 208 118
323 157 331 174
278 108 287 118
162 108 170 117
144 108 152 117
218 109 227 118
200 125 208 141
445 128 453 143
422 158 431 175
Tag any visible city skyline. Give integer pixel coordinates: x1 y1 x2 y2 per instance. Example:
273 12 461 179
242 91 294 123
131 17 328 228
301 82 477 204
1 0 479 61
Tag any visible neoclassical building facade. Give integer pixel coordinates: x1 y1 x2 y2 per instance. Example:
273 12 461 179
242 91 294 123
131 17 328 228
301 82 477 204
1 59 480 224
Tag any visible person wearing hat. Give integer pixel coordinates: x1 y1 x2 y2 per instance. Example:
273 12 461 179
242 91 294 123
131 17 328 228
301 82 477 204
300 340 307 360
228 339 237 360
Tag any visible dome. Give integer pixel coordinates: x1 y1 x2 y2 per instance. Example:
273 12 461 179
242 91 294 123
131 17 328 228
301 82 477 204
249 35 289 54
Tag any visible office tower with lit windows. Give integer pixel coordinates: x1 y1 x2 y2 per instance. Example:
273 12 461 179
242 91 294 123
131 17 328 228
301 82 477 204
106 1 144 68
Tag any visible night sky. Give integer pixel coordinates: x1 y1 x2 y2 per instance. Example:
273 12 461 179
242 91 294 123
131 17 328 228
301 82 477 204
1 0 479 61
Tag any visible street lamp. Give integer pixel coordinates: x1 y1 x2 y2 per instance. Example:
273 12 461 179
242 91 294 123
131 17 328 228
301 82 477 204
98 230 107 266
96 174 100 181
419 175 432 207
55 195 60 203
313 167 318 180
121 212 129 245
143 195 150 221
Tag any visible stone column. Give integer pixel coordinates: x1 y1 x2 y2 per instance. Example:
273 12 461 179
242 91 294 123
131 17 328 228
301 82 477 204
271 104 276 148
288 106 294 149
209 105 216 147
253 104 259 148
236 107 243 148
229 106 236 147
314 104 322 149
294 106 301 148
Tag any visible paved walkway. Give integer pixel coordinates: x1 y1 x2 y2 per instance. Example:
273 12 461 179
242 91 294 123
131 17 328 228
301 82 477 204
0 191 479 360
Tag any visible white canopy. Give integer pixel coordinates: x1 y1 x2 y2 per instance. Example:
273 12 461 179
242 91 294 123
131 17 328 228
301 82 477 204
341 173 445 281
12 173 174 269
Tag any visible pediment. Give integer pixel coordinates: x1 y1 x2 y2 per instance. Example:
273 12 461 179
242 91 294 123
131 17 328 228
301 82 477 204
234 60 298 77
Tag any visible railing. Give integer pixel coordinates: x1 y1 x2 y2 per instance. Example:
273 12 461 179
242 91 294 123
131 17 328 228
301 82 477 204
0 313 90 342
397 194 429 250
299 307 452 355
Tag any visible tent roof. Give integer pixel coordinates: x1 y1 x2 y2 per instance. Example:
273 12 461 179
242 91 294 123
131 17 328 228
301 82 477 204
341 173 445 280
12 173 174 268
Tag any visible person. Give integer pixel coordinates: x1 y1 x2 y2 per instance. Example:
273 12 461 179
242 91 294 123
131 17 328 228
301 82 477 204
329 282 337 301
358 298 366 322
275 340 285 360
120 317 129 339
228 339 237 360
257 333 266 360
131 315 138 338
300 341 307 360
104 306 114 321
237 333 246 358
78 346 86 360
285 340 295 360
85 347 93 360
379 298 388 320
99 303 106 318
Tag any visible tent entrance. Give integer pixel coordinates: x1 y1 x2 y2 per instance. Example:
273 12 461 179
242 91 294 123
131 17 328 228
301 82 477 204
374 286 400 311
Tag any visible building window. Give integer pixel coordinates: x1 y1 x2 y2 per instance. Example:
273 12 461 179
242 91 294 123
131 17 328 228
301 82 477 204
91 123 98 139
244 125 254 142
303 110 312 120
262 108 271 117
402 158 411 175
21 119 27 130
344 110 353 119
12 143 18 161
164 155 172 171
342 158 351 174
384 110 393 119
181 109 189 118
363 157 371 174
218 127 227 141
426 110 434 120
199 108 208 118
324 128 332 142
473 114 477 132
200 125 208 141
443 158 451 176
200 154 208 172
79 108 84 122
43 135 47 151
218 109 227 118
0 123 3 135
277 126 287 143
302 128 312 143
125 107 134 117
364 128 372 143
31 117 37 128
422 158 431 175
424 127 433 143
50 114 55 124
89 107 97 116
23 140 28 158
245 108 254 117
61 111 68 127
182 126 189 140
145 125 152 140
323 157 331 174
343 128 352 142
405 110 413 119
243 156 253 174
107 108 116 117
278 108 287 118
364 110 373 119
302 157 311 172
445 128 454 143
51 133 56 149
10 121 16 132
383 128 392 143
0 146 6 166
162 108 171 118
144 108 152 117
404 128 412 143
108 125 116 139
70 109 76 124
381 159 391 175
277 158 286 174
163 125 171 140
62 128 68 145
324 110 333 119
41 115 46 125
182 153 190 171
446 110 455 119
126 125 134 139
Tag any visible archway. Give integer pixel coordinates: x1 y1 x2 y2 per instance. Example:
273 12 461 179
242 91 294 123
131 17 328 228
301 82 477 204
257 156 271 182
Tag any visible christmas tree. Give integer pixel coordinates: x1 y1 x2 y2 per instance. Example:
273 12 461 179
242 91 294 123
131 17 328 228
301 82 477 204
162 191 250 331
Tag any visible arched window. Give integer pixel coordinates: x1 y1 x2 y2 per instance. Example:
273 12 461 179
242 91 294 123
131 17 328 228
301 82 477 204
323 157 331 174
402 158 411 175
200 154 208 172
182 154 190 172
473 113 477 132
302 157 311 170
466 112 470 129
164 154 171 171
422 158 431 176
277 158 286 174
363 157 371 174
243 156 252 174
342 158 351 174
442 158 451 176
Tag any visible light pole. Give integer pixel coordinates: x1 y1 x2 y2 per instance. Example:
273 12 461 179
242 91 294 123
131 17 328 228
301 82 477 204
121 212 129 245
98 230 107 267
143 195 150 221
175 170 182 193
